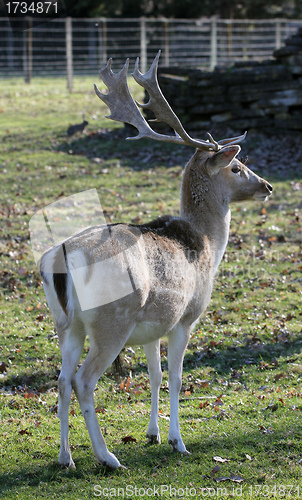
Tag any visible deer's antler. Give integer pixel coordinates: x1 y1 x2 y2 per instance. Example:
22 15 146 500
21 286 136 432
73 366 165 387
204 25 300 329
94 51 247 152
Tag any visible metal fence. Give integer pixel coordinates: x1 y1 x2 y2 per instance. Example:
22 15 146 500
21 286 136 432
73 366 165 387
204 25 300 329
1 17 302 84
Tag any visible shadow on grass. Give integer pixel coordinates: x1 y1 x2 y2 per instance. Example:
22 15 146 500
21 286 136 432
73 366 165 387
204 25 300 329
128 334 302 379
56 129 192 171
0 460 112 495
1 421 302 496
1 334 302 392
183 335 302 376
0 368 59 392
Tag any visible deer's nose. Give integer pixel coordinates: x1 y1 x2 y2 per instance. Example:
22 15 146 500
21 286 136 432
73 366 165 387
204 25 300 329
266 183 273 193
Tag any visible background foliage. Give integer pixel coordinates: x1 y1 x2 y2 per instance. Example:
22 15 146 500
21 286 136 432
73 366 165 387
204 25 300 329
0 0 301 18
65 0 302 18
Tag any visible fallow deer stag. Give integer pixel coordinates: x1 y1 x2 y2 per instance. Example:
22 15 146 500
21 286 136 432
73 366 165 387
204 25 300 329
40 51 272 470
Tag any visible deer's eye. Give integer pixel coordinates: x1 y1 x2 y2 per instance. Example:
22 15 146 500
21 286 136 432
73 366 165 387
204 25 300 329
231 165 241 174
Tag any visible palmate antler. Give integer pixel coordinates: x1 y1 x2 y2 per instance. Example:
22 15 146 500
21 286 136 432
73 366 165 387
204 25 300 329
94 50 246 152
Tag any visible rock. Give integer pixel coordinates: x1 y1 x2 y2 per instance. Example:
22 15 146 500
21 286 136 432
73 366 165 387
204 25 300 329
152 26 302 134
211 112 233 123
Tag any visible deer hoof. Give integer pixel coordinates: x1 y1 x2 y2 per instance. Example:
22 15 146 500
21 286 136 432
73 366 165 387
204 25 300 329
59 453 76 470
99 453 123 470
147 433 161 445
168 438 189 454
168 438 179 452
59 459 76 470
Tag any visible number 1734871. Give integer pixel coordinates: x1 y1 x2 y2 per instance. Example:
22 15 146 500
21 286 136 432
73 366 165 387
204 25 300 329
249 485 300 497
6 2 58 14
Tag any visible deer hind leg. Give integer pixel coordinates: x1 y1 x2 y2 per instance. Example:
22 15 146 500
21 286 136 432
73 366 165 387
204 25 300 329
57 321 86 468
167 323 191 454
143 339 162 444
72 322 135 469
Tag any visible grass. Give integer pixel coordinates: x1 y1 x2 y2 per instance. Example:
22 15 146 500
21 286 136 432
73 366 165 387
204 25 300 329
0 76 302 499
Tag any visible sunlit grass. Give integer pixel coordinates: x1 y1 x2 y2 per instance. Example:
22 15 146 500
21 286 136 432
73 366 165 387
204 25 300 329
0 77 302 499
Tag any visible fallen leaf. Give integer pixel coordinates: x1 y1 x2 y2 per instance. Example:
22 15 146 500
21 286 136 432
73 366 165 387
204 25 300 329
120 376 132 392
158 413 170 421
19 428 32 435
214 473 244 483
121 436 137 444
23 391 35 399
274 373 284 382
131 387 143 395
95 406 106 414
260 425 273 434
199 401 209 409
230 473 244 483
212 397 223 407
213 456 230 463
210 464 221 475
0 362 7 373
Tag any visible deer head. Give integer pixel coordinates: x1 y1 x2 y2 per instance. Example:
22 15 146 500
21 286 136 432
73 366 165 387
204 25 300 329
94 51 272 206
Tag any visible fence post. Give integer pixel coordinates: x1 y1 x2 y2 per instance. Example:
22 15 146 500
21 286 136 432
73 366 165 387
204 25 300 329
164 19 170 66
88 23 97 67
98 17 107 66
7 20 14 70
65 17 73 92
210 17 217 70
140 17 147 74
23 17 32 83
163 19 170 68
227 20 232 60
275 20 281 49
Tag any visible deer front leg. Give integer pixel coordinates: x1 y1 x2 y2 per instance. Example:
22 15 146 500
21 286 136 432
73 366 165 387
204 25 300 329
167 323 191 454
143 339 162 444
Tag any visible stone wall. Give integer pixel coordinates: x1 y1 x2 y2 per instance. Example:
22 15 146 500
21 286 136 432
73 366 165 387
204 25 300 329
156 27 302 134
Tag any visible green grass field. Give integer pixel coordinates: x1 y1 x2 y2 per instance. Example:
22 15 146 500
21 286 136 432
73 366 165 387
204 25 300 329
0 77 302 499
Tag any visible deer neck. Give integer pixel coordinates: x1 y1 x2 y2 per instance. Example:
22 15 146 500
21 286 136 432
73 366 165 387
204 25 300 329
180 163 231 273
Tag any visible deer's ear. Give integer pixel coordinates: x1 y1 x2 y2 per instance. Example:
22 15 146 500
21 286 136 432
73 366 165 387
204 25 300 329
206 145 241 175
